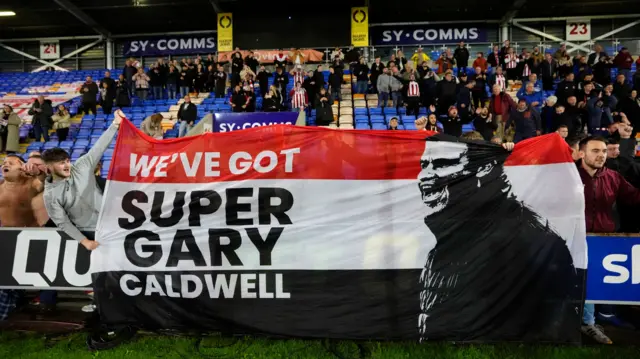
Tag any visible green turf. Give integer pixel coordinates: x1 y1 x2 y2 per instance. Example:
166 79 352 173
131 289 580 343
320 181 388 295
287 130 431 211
0 332 638 359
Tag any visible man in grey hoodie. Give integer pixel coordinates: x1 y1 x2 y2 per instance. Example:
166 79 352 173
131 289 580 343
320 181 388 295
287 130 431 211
42 110 123 251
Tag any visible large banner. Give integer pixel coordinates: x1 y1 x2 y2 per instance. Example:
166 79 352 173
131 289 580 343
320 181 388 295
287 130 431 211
87 122 588 342
351 7 369 47
217 49 325 64
213 112 298 132
217 13 233 52
0 82 83 122
123 35 217 56
372 25 489 46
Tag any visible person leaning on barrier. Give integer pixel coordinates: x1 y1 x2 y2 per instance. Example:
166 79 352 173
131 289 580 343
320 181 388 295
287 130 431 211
42 110 123 251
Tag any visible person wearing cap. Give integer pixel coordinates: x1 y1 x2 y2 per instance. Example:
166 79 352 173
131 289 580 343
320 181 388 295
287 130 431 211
506 98 541 143
388 116 400 130
613 47 633 83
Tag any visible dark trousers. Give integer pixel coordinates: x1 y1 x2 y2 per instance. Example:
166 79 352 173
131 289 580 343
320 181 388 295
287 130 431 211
472 90 486 108
33 124 50 142
406 97 420 116
101 100 113 115
56 127 69 141
542 76 554 91
81 102 97 115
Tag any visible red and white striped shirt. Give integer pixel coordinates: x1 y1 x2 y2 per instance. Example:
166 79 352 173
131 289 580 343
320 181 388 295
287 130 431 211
275 53 288 63
292 71 305 86
289 88 308 108
495 74 506 92
407 81 420 97
504 54 519 69
522 63 531 77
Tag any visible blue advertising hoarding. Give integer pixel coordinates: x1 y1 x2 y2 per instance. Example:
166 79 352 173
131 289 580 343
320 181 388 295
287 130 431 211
123 35 216 56
213 112 298 132
372 25 489 46
586 235 640 304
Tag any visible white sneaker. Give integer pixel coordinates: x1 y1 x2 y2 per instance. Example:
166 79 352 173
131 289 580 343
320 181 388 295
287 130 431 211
581 324 613 344
82 304 97 313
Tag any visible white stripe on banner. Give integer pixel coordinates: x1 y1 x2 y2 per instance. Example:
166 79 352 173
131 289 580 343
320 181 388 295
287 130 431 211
94 161 586 273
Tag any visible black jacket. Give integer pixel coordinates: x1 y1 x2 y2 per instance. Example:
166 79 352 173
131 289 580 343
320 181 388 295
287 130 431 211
100 77 116 98
315 93 334 126
273 72 289 91
555 80 577 105
328 73 342 91
355 64 369 82
177 103 197 123
473 114 497 141
166 70 179 87
28 99 53 127
123 65 137 82
454 47 470 66
80 82 99 103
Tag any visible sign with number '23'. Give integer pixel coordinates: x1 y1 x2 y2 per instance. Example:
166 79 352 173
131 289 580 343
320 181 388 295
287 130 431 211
566 19 591 42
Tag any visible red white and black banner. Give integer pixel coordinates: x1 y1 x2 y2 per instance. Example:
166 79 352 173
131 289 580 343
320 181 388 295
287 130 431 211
93 121 587 342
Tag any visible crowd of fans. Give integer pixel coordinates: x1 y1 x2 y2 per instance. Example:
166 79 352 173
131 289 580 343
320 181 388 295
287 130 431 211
0 41 639 345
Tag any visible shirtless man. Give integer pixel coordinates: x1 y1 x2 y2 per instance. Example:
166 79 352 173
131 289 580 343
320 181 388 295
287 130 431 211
0 154 45 227
26 153 52 227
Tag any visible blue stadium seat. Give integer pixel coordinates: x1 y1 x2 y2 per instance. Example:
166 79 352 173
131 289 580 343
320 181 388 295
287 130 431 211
370 115 385 124
371 123 387 130
354 108 368 115
402 115 416 123
59 140 75 148
369 108 382 115
80 121 93 129
355 123 371 130
43 141 60 150
26 142 43 152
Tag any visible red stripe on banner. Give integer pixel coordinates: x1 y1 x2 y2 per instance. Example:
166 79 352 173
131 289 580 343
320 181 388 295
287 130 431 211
109 121 574 183
504 133 574 166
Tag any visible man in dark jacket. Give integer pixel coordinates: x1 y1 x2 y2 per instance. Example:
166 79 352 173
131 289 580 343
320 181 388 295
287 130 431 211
370 57 385 94
506 99 541 143
314 88 333 126
123 59 137 96
312 65 326 93
555 72 577 105
540 53 558 91
577 134 640 344
28 95 53 142
80 76 99 115
436 70 458 114
453 42 470 75
256 66 271 98
273 67 289 103
99 71 116 100
214 64 227 99
244 51 260 74
456 80 475 123
177 95 197 137
328 66 342 101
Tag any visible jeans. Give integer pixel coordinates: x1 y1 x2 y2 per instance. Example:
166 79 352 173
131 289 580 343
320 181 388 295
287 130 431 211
136 89 148 101
167 84 177 99
583 303 595 325
356 80 368 94
180 86 190 98
178 121 193 137
331 89 341 102
34 124 50 142
152 86 163 99
391 92 402 109
378 92 389 107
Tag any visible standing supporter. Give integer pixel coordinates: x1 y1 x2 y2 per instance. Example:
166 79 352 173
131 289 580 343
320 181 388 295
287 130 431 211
42 111 122 254
613 47 633 81
456 80 475 122
517 82 544 112
230 85 247 113
487 45 500 74
98 82 115 115
557 53 574 79
531 47 543 73
354 57 370 94
540 53 558 91
500 40 511 63
618 90 640 135
51 105 70 141
435 70 457 115
328 66 342 101
555 72 577 105
244 51 259 74
421 67 439 109
312 65 325 94
274 49 288 70
454 42 470 75
435 50 455 74
177 95 197 137
205 65 216 92
439 106 469 137
244 86 256 113
577 134 640 344
376 68 402 109
472 107 496 141
290 65 306 89
405 74 421 116
166 65 179 99
520 51 535 80
289 82 309 112
28 95 52 142
541 96 558 133
79 76 99 115
613 74 632 100
193 64 206 94
593 56 614 86
346 46 361 72
370 57 385 94
394 50 408 73
503 48 519 81
506 99 541 143
132 68 150 101
472 52 488 72
148 65 164 99
256 66 271 98
262 87 280 112
99 71 115 104
587 93 616 134
471 66 487 108
303 71 317 107
489 66 507 93
231 51 243 76
488 84 516 142
214 64 227 99
411 48 430 67
315 88 334 126
273 67 289 104
290 48 305 66
140 113 164 139
587 44 607 66
115 74 131 108
123 59 137 96
1 105 21 154
178 66 192 98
